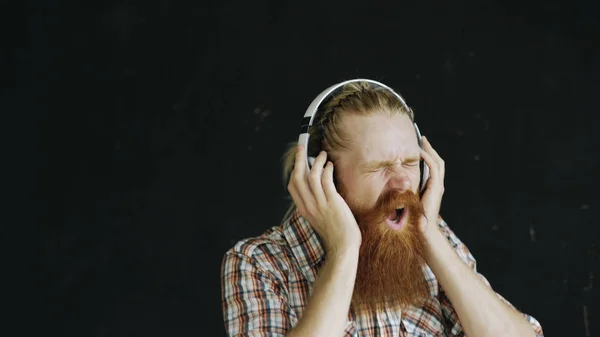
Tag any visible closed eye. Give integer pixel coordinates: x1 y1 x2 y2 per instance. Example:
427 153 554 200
403 159 419 167
362 157 420 172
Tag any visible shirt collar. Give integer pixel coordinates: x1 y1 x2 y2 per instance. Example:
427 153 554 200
282 209 326 277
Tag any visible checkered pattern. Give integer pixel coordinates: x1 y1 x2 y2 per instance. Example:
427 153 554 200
221 210 544 336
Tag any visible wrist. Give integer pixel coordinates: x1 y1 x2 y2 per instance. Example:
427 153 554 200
422 225 449 263
325 230 362 257
328 242 360 262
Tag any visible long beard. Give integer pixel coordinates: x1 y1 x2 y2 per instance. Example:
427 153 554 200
348 189 431 313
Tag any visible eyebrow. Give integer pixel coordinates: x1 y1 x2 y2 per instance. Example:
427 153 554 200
363 156 420 170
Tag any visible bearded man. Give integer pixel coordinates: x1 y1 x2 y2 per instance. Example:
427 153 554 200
220 79 544 337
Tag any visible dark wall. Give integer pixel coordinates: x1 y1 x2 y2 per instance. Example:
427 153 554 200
19 0 599 336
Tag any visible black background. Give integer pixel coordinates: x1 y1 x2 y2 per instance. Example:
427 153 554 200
10 0 599 336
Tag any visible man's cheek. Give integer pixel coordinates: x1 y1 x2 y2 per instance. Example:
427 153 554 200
412 171 421 190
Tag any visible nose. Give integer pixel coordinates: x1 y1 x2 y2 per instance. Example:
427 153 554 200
387 169 412 192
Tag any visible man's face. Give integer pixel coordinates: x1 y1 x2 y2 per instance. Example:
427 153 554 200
335 113 422 215
333 112 430 312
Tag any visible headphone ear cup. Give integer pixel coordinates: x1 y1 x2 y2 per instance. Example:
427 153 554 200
413 122 429 192
420 161 430 192
307 156 316 169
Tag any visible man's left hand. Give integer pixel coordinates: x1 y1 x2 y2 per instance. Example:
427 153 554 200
419 136 445 235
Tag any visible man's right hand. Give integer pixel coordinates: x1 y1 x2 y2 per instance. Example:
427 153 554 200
287 145 362 253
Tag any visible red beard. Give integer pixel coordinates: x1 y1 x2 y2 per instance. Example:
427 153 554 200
348 189 430 313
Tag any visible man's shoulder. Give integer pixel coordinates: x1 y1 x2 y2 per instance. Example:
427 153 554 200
436 216 461 245
227 226 285 255
222 224 293 275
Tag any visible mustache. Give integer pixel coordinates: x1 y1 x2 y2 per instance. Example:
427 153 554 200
355 189 424 225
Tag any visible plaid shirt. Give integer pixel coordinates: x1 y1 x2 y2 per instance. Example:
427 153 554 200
221 210 544 336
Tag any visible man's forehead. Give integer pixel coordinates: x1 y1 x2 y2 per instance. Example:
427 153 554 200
348 116 420 162
358 141 420 163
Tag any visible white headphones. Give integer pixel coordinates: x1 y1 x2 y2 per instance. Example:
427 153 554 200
297 78 430 193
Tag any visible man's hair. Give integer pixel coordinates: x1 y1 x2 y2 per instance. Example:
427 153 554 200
281 81 415 221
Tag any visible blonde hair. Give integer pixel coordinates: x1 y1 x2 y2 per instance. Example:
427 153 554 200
281 81 415 221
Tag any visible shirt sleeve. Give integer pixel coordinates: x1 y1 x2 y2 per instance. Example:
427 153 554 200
436 217 544 337
221 249 297 337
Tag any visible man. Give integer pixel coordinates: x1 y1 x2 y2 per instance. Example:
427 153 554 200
221 79 544 336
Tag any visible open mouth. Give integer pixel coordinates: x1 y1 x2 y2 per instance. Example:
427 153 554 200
385 207 407 230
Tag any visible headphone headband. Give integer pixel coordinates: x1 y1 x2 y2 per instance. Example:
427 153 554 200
300 79 409 133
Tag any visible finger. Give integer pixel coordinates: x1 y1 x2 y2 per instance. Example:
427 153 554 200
292 145 316 212
420 149 440 186
294 145 307 176
422 136 445 178
322 161 337 199
422 136 445 166
287 181 307 216
308 151 328 207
